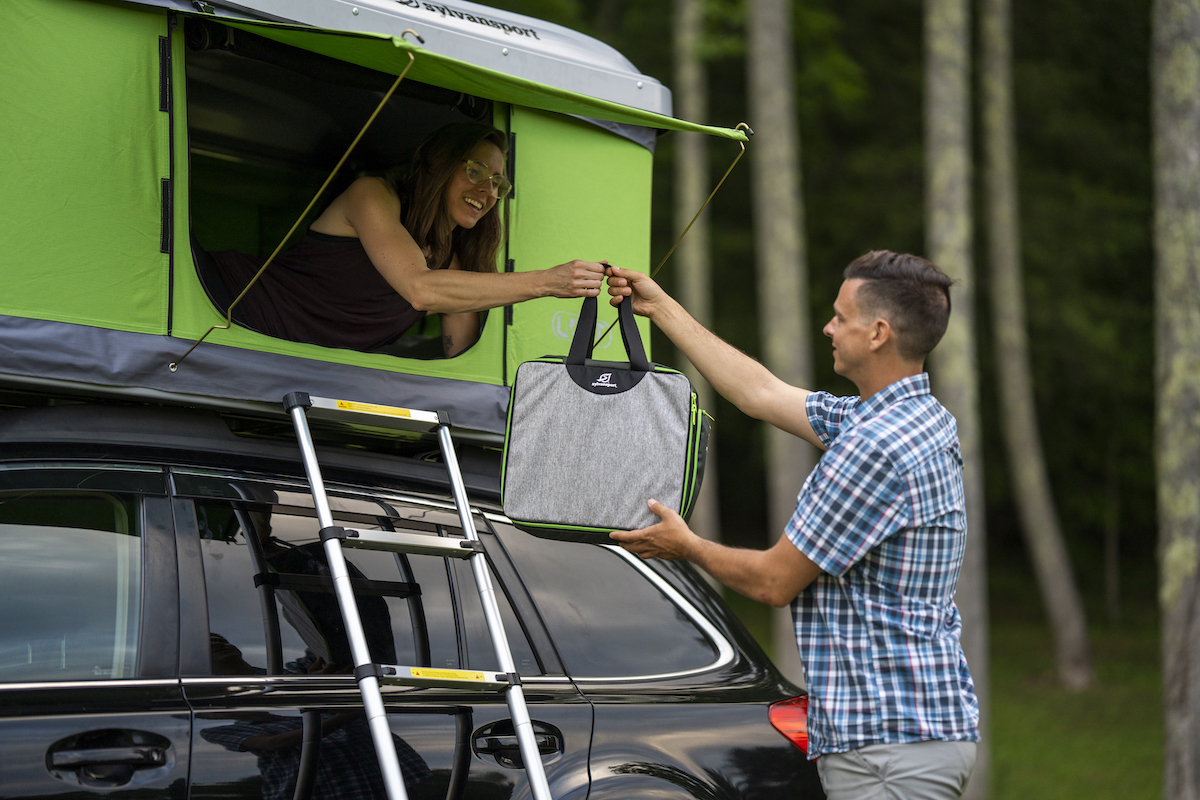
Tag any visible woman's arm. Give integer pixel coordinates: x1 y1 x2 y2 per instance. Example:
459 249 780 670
440 311 479 356
439 255 481 356
325 178 606 313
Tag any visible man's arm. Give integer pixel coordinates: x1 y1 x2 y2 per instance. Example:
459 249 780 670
606 265 823 449
610 499 822 607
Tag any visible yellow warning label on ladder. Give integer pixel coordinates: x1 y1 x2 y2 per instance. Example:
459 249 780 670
335 400 413 418
410 667 487 682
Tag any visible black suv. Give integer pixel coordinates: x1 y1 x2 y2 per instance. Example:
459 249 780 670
0 402 821 800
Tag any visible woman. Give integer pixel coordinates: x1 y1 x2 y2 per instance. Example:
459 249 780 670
200 123 606 357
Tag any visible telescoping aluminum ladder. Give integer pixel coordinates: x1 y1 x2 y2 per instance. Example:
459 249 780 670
282 392 554 800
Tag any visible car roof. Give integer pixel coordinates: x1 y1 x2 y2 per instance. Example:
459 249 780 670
0 403 503 500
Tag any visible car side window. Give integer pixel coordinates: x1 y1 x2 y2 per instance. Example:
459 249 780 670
196 499 430 675
0 490 142 681
450 552 541 675
188 482 539 677
495 527 719 678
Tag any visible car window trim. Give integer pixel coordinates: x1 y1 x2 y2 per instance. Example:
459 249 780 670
538 544 737 684
171 467 487 531
0 476 171 684
0 678 183 692
139 496 180 678
480 512 739 683
0 462 166 494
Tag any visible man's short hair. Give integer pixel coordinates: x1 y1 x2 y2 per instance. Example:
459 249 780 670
843 250 954 361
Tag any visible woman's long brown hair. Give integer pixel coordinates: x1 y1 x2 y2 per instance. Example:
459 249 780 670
385 123 507 274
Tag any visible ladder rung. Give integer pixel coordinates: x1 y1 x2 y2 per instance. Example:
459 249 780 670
306 395 443 433
339 528 480 559
380 664 510 690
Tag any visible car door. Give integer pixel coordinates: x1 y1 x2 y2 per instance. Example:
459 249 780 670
0 464 191 799
490 524 823 799
172 468 592 800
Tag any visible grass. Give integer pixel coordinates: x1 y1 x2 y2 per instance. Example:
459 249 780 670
988 613 1162 799
722 585 1163 799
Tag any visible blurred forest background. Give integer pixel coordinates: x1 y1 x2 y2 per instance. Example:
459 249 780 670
491 0 1159 797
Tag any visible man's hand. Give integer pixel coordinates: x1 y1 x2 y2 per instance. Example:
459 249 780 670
613 498 824 607
609 499 699 560
544 259 607 298
606 265 671 319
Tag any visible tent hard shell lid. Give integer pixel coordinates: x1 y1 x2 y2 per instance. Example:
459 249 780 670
0 0 744 438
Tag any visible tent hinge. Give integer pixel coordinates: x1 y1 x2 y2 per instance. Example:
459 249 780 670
505 259 515 326
506 131 517 199
161 179 173 254
158 36 171 113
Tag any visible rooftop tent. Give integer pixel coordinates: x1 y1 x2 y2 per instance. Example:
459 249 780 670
0 0 745 436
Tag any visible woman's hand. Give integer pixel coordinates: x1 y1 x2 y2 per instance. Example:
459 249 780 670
542 260 607 298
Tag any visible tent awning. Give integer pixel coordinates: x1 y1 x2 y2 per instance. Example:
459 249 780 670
220 17 749 142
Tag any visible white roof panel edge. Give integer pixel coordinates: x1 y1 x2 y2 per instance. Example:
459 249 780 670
220 0 673 116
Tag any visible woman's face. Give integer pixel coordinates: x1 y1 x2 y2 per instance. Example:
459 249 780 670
444 140 505 230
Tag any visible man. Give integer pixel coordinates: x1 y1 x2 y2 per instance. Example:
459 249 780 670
605 251 979 800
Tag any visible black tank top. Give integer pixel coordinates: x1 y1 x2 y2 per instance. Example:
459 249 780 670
208 231 430 352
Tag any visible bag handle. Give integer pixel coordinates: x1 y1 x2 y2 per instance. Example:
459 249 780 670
565 294 651 372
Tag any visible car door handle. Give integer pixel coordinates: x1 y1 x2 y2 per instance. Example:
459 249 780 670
47 730 174 789
474 734 559 755
50 746 167 768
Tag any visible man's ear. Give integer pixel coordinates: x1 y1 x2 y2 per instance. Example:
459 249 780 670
868 317 893 352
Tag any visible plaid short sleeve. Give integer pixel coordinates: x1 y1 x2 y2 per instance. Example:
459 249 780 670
806 390 860 447
785 435 912 577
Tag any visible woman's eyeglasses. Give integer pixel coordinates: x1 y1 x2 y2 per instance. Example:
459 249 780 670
463 159 512 199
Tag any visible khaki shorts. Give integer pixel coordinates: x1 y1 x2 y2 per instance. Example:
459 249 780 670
816 740 977 800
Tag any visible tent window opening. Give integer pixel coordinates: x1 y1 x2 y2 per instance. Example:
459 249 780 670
184 18 494 360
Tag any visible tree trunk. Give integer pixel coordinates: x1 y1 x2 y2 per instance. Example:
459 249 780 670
982 0 1092 692
1152 0 1200 795
746 0 814 689
673 0 720 549
924 0 990 796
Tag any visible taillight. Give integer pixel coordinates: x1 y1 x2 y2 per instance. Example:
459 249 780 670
768 696 809 755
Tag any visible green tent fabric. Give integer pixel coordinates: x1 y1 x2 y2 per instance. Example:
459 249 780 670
220 18 749 142
0 0 171 334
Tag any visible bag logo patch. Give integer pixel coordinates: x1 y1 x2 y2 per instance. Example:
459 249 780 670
591 372 618 388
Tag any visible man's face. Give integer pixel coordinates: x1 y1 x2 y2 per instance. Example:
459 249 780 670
823 279 874 380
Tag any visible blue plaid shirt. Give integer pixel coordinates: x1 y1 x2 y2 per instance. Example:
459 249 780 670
784 373 979 758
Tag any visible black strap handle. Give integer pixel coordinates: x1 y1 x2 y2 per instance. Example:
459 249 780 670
565 294 650 372
565 294 599 365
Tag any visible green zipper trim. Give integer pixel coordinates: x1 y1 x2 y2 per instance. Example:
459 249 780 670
680 392 699 517
514 520 621 534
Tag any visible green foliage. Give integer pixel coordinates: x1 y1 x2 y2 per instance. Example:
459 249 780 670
697 0 744 59
983 0 1154 609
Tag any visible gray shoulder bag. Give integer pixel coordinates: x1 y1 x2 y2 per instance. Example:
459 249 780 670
501 294 711 543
